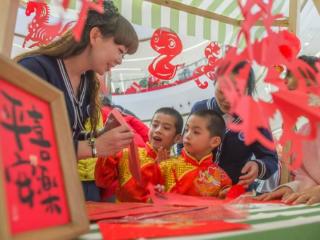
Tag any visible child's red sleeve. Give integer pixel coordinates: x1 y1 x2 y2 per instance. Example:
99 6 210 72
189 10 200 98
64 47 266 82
95 155 120 189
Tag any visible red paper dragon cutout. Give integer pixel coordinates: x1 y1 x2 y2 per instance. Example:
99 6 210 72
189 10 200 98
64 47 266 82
213 0 320 171
23 1 73 48
189 41 222 89
148 28 183 80
72 0 104 41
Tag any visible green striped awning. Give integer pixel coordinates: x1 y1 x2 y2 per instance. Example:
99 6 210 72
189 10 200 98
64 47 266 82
113 0 289 44
39 0 289 45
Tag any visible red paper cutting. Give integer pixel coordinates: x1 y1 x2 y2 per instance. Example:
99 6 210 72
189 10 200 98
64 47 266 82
148 28 183 80
228 96 275 150
189 42 222 89
62 0 70 10
73 0 104 41
210 0 320 172
272 90 320 170
23 1 73 48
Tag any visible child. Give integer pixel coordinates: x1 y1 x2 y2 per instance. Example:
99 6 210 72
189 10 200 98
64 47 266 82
191 62 278 191
95 107 183 202
159 110 232 197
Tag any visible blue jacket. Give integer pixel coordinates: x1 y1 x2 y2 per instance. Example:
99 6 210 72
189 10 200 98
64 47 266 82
191 97 278 184
19 55 91 151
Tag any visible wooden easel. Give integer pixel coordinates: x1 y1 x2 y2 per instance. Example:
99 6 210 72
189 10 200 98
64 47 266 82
0 0 19 57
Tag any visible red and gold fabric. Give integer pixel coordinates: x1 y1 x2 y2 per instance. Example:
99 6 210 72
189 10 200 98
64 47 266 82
159 149 232 197
95 143 162 202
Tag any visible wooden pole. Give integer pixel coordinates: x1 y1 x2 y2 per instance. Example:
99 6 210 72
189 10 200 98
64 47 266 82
312 0 320 15
0 0 19 57
145 0 289 28
288 0 301 34
145 0 241 26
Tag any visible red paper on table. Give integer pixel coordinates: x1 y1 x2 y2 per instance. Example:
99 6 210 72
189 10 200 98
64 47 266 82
0 79 70 234
86 201 194 222
226 184 246 199
86 201 151 216
98 220 250 240
100 109 142 184
148 184 225 206
148 191 246 221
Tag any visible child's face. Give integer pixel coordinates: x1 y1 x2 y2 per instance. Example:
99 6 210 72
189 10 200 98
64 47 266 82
148 113 179 151
183 115 220 160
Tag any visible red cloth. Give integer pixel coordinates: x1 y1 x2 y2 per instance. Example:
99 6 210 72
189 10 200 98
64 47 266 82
95 144 161 202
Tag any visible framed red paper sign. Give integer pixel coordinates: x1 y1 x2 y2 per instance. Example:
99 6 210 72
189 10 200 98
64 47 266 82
0 54 89 240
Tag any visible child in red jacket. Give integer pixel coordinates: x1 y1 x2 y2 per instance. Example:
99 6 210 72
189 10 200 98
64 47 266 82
95 107 183 202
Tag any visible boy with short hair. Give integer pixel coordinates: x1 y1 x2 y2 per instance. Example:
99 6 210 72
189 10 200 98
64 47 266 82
159 109 232 197
95 107 183 202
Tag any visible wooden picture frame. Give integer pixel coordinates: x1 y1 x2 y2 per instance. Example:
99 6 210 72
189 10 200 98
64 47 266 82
0 54 89 240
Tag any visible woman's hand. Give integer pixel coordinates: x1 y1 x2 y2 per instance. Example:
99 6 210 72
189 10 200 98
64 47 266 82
255 186 293 201
96 125 134 157
238 161 259 188
282 185 320 205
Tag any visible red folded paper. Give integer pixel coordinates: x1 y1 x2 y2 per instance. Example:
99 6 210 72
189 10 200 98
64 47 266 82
100 108 142 184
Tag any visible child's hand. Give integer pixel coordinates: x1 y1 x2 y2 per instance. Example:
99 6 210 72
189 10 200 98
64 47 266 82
218 186 231 199
238 161 259 188
255 186 293 201
155 146 169 163
154 184 165 193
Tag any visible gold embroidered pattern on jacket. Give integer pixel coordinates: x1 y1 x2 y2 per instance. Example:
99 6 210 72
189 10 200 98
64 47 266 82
160 156 196 191
118 148 156 186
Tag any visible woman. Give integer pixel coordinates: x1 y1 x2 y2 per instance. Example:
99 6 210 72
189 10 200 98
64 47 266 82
256 55 320 205
15 1 138 160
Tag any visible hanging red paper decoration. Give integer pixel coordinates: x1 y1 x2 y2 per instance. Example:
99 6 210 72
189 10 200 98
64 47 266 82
190 41 222 89
148 28 183 80
72 0 104 41
23 1 73 48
